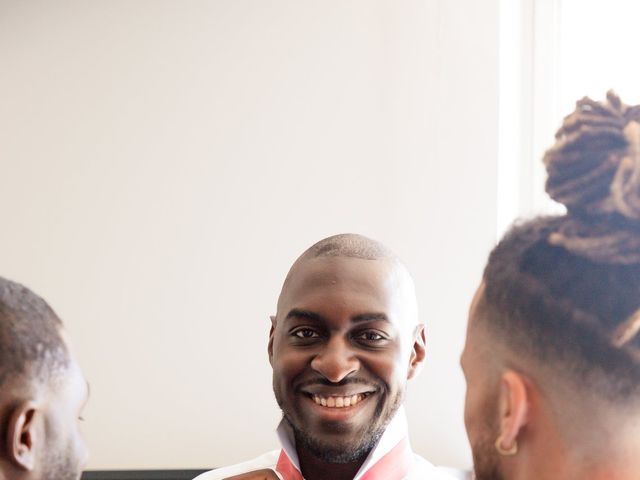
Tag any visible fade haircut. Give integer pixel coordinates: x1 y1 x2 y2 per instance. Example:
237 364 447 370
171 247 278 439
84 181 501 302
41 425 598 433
0 277 70 388
481 92 640 403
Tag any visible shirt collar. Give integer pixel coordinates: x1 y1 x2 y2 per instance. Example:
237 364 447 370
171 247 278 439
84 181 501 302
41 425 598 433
276 406 410 480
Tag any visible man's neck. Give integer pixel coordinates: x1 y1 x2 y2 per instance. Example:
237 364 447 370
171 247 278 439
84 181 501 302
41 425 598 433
296 446 368 480
515 463 640 480
511 443 640 480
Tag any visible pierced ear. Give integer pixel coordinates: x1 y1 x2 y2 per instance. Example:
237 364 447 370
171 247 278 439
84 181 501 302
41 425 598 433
407 324 427 379
497 370 529 452
267 316 277 366
5 401 39 471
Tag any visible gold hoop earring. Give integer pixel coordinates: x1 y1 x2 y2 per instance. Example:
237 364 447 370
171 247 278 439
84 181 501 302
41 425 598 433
495 436 518 456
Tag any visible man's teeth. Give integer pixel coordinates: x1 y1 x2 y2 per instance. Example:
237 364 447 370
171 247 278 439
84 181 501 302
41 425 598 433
311 394 365 408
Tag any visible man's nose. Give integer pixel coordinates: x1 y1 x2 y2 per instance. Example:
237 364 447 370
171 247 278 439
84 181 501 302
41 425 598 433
310 337 359 383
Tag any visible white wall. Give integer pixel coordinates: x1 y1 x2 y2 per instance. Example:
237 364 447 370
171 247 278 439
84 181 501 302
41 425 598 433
0 0 499 470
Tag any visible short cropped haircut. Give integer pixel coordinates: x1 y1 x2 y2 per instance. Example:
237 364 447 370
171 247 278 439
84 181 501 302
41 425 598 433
302 233 396 261
281 234 399 287
481 92 640 403
278 234 419 327
0 277 70 388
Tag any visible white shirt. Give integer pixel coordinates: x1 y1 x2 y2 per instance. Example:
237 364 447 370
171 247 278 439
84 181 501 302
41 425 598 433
195 407 458 480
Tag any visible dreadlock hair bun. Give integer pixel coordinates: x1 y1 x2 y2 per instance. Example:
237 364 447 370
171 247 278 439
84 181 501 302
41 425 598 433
544 91 640 265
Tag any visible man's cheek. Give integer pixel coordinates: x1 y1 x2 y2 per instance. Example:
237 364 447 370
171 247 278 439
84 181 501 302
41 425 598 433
275 350 309 376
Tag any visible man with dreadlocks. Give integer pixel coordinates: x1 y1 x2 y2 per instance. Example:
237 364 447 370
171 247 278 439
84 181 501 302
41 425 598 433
461 91 640 480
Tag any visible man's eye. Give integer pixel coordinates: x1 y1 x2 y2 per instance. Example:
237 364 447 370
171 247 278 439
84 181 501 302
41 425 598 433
356 331 386 342
293 328 320 339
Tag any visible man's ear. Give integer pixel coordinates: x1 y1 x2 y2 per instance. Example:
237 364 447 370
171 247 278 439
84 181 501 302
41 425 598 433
496 370 529 452
267 315 277 366
5 401 39 471
407 324 426 379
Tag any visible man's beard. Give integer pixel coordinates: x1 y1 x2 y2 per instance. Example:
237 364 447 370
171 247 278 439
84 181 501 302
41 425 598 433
289 416 384 464
471 433 505 480
470 396 505 480
42 440 82 480
276 385 404 464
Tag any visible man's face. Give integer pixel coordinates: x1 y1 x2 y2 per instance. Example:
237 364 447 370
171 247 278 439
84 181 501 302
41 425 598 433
269 256 423 463
460 283 504 480
40 356 89 480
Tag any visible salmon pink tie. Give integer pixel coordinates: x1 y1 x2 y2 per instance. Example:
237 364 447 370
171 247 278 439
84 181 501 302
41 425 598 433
275 438 412 480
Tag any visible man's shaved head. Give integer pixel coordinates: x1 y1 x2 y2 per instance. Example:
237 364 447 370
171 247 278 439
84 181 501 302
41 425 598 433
278 234 417 326
300 233 397 261
0 277 70 390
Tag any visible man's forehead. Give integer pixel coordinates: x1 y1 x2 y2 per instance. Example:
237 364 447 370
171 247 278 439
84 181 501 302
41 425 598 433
281 256 397 297
52 357 89 405
277 255 418 325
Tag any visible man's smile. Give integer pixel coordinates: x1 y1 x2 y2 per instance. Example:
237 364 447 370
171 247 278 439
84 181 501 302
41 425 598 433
310 392 370 408
296 386 379 425
300 384 377 407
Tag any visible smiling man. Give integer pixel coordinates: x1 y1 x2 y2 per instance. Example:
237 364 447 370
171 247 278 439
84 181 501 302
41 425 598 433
0 276 89 480
197 234 454 480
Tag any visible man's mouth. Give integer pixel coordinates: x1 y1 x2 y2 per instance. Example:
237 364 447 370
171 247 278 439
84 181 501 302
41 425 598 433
309 392 373 408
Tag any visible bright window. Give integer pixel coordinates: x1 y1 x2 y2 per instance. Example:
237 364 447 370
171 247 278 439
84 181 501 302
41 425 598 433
498 0 640 236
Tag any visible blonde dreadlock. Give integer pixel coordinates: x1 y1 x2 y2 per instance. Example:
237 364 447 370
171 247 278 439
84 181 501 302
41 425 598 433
544 91 640 265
